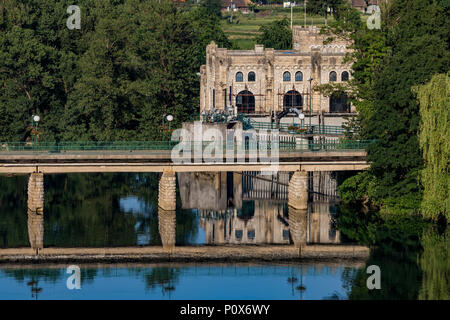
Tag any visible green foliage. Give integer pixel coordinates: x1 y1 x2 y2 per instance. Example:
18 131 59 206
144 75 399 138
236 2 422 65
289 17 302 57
0 173 199 248
338 171 377 203
418 229 450 300
200 0 222 18
256 18 292 50
338 204 432 300
307 0 344 21
0 0 231 141
325 0 449 215
365 0 449 212
415 73 450 220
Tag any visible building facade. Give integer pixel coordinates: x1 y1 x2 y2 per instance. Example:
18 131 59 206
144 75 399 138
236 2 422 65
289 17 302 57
200 26 354 115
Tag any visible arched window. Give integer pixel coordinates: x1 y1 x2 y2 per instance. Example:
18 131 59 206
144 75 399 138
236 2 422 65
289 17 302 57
236 72 243 82
295 71 303 81
329 71 337 82
283 90 303 109
236 90 255 113
248 71 256 82
283 71 291 82
341 71 349 81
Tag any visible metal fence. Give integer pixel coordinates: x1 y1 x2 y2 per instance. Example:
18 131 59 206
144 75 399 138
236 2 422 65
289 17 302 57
0 139 373 153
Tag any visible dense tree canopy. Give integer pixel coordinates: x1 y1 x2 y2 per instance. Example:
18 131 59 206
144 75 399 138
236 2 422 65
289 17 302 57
334 0 449 215
256 18 292 50
306 0 345 24
0 0 231 141
365 0 449 211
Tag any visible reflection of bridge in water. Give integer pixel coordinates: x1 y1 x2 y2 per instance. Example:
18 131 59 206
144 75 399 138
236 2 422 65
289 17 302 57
20 170 344 254
180 171 341 246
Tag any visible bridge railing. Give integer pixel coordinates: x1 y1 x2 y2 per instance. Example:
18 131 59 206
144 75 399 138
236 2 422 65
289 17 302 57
187 114 347 136
0 140 373 153
0 141 179 152
248 120 346 135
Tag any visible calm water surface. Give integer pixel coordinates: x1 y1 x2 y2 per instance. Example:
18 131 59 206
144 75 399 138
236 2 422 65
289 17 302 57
0 263 360 300
0 173 447 300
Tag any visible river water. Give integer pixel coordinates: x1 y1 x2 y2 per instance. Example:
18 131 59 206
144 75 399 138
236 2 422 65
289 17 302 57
0 173 447 300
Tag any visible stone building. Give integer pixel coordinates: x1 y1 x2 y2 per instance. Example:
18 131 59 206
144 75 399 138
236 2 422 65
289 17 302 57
200 25 354 116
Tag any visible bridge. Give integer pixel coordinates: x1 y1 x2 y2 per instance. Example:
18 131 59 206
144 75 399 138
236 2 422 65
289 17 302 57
0 140 369 174
0 139 371 256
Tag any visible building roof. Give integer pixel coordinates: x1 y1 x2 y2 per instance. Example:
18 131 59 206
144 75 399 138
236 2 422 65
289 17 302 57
351 0 367 8
222 0 248 8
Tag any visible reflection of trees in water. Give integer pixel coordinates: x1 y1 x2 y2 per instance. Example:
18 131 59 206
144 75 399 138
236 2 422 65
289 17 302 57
132 267 181 297
0 175 29 247
0 173 199 248
337 203 449 300
0 268 98 299
418 229 449 300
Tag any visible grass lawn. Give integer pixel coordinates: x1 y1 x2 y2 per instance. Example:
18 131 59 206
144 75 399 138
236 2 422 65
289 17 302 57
220 6 368 49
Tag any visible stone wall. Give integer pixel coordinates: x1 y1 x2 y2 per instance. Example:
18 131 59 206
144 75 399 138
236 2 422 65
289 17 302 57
200 26 354 114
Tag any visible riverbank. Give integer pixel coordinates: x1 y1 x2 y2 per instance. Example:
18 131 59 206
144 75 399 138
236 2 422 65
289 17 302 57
0 245 370 264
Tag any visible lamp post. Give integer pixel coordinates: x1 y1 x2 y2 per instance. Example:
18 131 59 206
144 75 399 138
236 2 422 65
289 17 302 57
299 113 305 129
31 115 40 145
308 77 313 131
166 114 173 134
162 114 173 141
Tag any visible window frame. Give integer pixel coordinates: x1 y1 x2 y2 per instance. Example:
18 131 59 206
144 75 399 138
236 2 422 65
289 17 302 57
329 71 337 82
235 71 243 82
248 71 256 82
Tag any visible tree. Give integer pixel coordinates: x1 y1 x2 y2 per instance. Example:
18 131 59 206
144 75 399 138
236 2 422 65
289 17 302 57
415 73 450 220
201 0 222 18
0 0 231 141
306 0 344 24
365 0 449 213
256 18 292 50
324 0 449 214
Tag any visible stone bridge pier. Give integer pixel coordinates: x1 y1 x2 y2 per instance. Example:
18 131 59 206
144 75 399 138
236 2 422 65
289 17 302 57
289 207 307 249
158 169 176 211
27 172 44 254
158 208 176 253
288 170 308 210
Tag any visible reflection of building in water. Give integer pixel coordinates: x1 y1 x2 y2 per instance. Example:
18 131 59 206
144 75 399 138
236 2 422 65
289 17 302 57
242 171 290 201
200 200 291 245
179 170 339 245
27 173 44 253
307 202 340 244
308 171 338 201
158 208 176 253
200 200 340 245
178 172 242 210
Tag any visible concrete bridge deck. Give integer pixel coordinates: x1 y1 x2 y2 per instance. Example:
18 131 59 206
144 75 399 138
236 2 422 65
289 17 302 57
0 150 368 173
